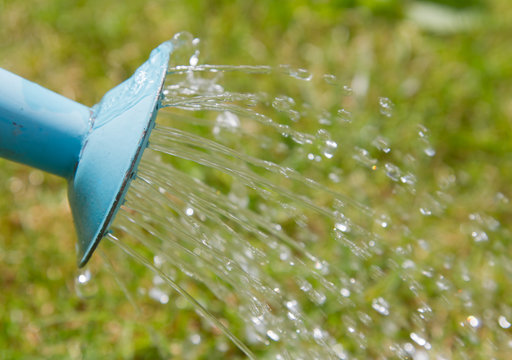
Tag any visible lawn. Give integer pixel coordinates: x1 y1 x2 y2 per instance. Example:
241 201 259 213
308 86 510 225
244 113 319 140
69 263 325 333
0 0 511 358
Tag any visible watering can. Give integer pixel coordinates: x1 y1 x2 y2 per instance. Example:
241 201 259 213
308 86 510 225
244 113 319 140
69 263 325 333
0 41 173 267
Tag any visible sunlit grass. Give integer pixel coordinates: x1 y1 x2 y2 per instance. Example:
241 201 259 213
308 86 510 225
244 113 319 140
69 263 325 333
0 0 511 358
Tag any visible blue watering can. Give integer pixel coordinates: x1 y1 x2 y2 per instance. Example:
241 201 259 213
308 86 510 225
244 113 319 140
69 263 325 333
0 41 173 267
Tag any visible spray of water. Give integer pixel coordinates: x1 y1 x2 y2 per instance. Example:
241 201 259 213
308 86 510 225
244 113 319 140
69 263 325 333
77 33 511 359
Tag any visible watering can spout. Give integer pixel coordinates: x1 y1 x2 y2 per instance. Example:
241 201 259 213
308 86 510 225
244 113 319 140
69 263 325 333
0 41 173 267
0 69 91 179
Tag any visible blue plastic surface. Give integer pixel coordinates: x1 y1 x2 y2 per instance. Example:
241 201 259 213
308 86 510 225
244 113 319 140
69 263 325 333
0 41 173 267
72 41 172 266
0 69 91 178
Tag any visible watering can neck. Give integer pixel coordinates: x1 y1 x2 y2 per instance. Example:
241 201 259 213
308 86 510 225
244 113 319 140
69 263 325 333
0 40 173 267
0 68 92 179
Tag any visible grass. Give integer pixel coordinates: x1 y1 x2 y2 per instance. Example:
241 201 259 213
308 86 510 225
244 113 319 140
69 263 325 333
1 0 511 358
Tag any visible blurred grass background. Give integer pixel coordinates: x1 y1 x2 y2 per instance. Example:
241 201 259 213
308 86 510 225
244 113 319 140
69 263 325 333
0 0 511 358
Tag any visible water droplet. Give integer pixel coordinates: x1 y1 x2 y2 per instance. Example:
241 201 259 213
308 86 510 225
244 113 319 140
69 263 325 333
415 349 430 359
384 163 401 182
323 140 338 159
499 315 511 329
335 222 350 233
495 192 510 204
403 343 415 354
28 170 44 186
288 111 301 122
466 315 480 328
340 288 351 297
332 343 347 359
152 275 165 286
272 95 295 112
77 270 90 284
410 332 427 347
251 315 263 326
154 255 165 268
279 246 291 261
400 173 416 186
287 311 298 320
171 31 195 49
329 171 342 183
317 110 332 125
436 276 450 291
189 50 200 66
422 268 434 278
75 268 98 299
225 260 233 271
471 230 488 243
352 72 369 97
353 147 377 168
190 333 201 345
290 68 313 81
149 287 170 304
336 108 352 123
286 300 300 312
469 213 480 222
417 304 433 320
266 330 280 341
316 129 338 159
424 147 436 157
298 279 313 292
342 85 353 96
484 216 500 231
215 340 229 353
9 177 24 194
323 74 337 85
419 207 432 216
372 136 391 153
417 125 437 157
402 260 415 269
418 124 429 138
213 111 240 138
313 327 324 340
469 212 500 232
290 130 314 145
314 260 330 275
215 111 239 131
376 214 391 228
378 97 394 117
309 290 326 305
372 297 390 316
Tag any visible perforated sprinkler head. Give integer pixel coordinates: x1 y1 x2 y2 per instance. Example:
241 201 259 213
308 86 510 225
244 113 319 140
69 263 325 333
0 41 173 267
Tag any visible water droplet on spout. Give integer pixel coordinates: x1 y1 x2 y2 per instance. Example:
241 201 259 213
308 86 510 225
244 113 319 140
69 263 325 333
75 268 98 299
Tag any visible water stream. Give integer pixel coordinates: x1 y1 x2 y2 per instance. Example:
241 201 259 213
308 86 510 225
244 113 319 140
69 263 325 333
79 33 511 359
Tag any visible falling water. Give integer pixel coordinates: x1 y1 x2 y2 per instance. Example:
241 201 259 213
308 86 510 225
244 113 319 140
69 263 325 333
80 33 511 359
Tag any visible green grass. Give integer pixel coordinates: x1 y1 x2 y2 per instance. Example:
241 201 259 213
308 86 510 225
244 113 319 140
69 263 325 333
1 0 511 358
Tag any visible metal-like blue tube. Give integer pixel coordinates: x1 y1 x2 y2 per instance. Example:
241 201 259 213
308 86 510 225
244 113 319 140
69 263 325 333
0 68 91 179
